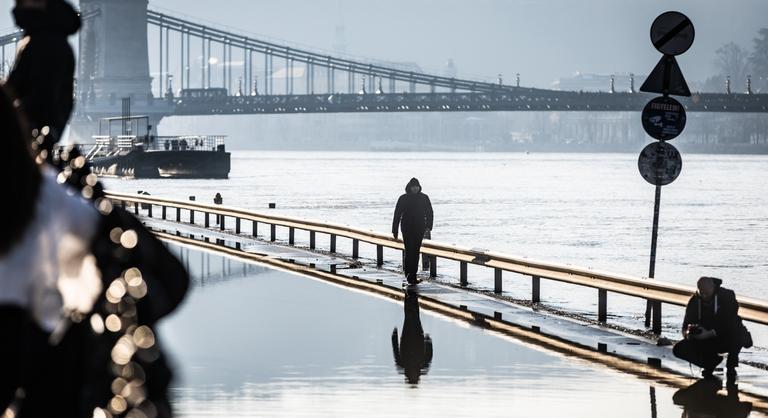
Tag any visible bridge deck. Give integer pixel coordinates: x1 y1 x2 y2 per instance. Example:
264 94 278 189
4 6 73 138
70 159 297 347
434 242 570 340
170 91 768 116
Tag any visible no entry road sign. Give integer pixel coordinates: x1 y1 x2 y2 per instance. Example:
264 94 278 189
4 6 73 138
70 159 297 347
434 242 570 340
638 142 682 186
641 96 687 140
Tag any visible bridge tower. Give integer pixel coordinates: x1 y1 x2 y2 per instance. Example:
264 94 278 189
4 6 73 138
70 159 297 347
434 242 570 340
71 0 172 142
78 0 152 101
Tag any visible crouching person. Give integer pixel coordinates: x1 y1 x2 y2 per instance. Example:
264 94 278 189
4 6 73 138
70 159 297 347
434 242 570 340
673 276 753 384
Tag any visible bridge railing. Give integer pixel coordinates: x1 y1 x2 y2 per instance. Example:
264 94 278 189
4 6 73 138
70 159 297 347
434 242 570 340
173 91 768 115
104 191 768 329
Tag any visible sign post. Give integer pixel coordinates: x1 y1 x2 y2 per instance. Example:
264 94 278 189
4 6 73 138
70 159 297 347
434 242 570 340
639 11 694 334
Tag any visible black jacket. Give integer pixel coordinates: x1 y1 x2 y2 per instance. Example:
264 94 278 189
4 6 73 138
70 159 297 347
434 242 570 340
392 178 434 237
682 282 745 350
7 0 80 143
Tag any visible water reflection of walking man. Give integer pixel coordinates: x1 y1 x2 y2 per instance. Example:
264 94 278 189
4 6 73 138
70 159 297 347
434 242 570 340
391 290 433 384
392 178 433 285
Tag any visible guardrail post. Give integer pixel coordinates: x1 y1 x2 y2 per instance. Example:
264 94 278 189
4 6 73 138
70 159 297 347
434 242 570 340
252 221 258 237
120 200 126 210
236 218 241 234
429 256 437 278
134 202 139 215
204 212 209 228
147 204 153 218
330 235 336 253
162 206 166 220
352 239 359 259
270 224 276 242
190 210 195 224
176 207 181 222
289 227 295 245
532 276 541 303
494 268 502 294
652 301 662 334
310 231 316 249
220 215 225 231
376 245 383 266
598 289 607 323
460 262 468 286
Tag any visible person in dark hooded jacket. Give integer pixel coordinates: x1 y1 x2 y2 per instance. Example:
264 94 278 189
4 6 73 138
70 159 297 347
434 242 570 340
392 178 433 284
6 0 80 159
673 276 752 384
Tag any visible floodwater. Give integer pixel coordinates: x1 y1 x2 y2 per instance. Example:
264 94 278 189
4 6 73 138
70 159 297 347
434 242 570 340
160 245 764 418
105 152 768 344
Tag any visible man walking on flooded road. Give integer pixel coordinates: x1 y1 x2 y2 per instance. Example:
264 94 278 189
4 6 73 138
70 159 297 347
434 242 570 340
392 178 433 285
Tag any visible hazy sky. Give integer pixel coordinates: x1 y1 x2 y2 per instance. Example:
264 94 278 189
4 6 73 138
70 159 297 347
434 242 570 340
1 0 766 88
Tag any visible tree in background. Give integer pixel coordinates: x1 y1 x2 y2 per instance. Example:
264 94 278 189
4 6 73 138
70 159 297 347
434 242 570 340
700 42 751 93
749 28 768 92
716 42 751 91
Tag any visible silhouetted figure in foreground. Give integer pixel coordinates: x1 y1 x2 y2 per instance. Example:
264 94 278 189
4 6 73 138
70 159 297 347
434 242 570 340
391 290 433 384
392 178 433 284
672 378 752 418
6 0 80 159
0 84 189 416
673 277 752 384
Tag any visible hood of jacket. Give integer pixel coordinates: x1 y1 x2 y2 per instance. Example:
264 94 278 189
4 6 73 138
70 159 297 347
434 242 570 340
700 276 723 288
405 178 422 194
13 0 81 36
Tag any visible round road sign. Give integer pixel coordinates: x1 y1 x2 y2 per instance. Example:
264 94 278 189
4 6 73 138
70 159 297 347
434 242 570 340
641 96 687 140
650 11 695 56
638 142 682 186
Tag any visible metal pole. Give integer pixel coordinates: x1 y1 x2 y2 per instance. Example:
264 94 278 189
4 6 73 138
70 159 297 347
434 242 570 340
222 41 227 91
201 34 206 88
159 24 163 97
180 28 184 91
290 59 294 93
207 38 212 88
186 31 191 90
165 26 169 94
306 62 312 94
264 51 269 95
645 182 662 332
330 65 335 93
248 50 253 94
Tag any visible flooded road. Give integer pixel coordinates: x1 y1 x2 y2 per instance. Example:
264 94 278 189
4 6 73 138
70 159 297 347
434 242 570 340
159 245 761 417
105 151 768 344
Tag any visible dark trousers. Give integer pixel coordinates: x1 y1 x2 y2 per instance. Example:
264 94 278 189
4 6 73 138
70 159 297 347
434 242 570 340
421 230 431 270
402 229 425 279
673 338 740 370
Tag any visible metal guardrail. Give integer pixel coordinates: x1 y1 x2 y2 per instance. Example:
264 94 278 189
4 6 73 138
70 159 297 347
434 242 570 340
105 191 768 328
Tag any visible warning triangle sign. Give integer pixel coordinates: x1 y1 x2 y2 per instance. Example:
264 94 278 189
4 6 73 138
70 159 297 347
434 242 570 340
640 55 691 97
